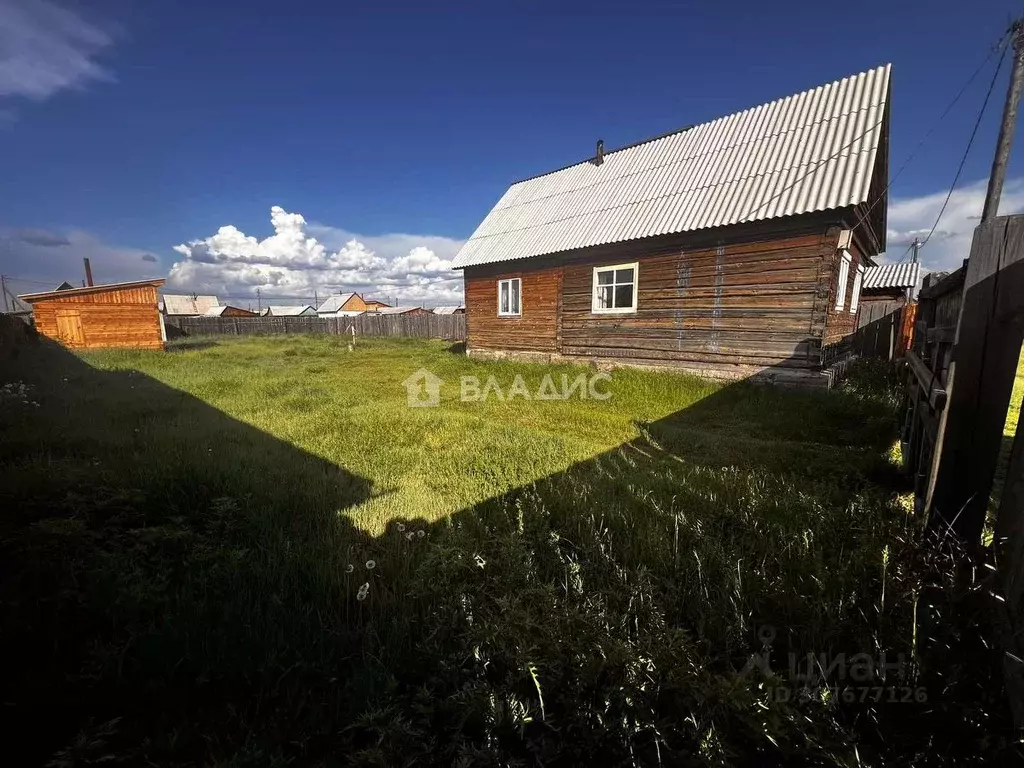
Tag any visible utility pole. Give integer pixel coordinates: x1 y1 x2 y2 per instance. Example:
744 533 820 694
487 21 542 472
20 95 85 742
982 19 1024 223
314 290 319 308
257 287 262 313
911 237 920 264
0 275 8 313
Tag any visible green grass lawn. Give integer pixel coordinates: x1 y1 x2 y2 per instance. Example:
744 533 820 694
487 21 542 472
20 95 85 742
0 334 1011 765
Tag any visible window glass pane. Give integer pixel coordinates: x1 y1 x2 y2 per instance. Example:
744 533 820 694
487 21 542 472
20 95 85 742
598 285 614 309
511 279 520 313
614 284 633 308
500 281 509 313
597 270 614 285
615 268 634 284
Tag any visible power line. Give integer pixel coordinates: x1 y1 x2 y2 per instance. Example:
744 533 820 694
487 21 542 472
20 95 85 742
740 27 1012 234
920 35 1011 250
848 27 1014 239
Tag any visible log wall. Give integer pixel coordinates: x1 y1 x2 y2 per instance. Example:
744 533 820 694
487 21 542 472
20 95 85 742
463 224 850 375
464 265 562 352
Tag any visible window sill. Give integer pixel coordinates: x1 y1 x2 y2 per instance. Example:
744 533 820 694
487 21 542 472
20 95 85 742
591 308 638 316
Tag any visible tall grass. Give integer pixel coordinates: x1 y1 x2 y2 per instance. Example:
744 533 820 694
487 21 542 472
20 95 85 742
0 335 1014 765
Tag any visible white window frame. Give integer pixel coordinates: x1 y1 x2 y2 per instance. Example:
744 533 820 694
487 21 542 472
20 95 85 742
497 277 521 317
592 262 639 314
835 250 852 311
849 264 864 314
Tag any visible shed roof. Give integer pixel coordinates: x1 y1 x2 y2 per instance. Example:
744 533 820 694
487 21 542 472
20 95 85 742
161 293 220 315
18 278 166 303
266 305 315 316
376 306 422 315
204 305 254 317
316 293 357 313
431 305 465 314
862 262 920 291
452 65 891 269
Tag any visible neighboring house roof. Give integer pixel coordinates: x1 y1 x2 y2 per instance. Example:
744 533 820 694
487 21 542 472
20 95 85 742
376 306 422 315
432 305 465 314
364 299 390 307
18 278 167 303
452 65 891 269
203 305 253 317
266 305 315 316
316 293 357 313
161 293 220 315
55 281 76 291
862 262 920 291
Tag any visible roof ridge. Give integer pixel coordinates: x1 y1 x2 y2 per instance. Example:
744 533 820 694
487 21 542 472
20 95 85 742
509 64 890 187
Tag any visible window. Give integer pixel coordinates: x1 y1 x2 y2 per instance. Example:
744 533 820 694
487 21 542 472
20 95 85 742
497 278 521 316
835 250 852 311
592 262 638 314
850 264 864 313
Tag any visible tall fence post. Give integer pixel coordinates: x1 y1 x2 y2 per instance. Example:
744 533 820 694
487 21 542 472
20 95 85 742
926 215 1024 540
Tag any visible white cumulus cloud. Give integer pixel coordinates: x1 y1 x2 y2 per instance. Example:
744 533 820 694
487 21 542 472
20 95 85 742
0 0 114 101
169 206 465 306
883 178 1024 273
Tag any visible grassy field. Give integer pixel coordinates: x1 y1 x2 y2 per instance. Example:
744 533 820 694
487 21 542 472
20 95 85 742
0 334 1012 765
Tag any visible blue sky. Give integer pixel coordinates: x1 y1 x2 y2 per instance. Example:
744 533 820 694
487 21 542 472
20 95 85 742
1 0 1023 305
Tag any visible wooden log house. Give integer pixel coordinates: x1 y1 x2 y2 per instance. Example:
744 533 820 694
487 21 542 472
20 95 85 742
19 278 167 350
452 66 892 386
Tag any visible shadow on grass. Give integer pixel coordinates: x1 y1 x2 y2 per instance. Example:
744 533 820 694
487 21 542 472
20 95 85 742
0 337 375 765
0 337 1012 765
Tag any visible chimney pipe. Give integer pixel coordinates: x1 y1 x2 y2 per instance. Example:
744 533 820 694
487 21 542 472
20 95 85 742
83 257 94 287
595 139 604 166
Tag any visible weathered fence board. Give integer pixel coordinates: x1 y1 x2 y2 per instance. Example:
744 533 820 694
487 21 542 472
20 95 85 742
166 313 466 341
926 217 1024 539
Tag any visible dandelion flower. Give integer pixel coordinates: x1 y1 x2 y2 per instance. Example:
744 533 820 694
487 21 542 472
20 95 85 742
356 582 369 601
365 560 376 570
345 564 354 574
416 530 425 539
396 523 406 532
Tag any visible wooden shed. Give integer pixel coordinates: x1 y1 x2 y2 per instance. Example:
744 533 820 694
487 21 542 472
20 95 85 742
19 278 166 350
452 66 892 386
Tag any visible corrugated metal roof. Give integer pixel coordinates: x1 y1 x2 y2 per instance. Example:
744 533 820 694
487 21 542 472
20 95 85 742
266 305 315 316
161 294 220 316
863 262 920 290
316 293 357 313
431 305 465 314
452 65 891 269
376 306 423 315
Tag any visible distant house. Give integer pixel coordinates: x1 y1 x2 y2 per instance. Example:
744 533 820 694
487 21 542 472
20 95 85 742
432 305 465 315
204 305 257 317
452 66 892 385
266 305 316 317
19 278 166 350
861 263 920 303
376 306 426 316
317 293 367 317
160 294 220 316
364 299 391 311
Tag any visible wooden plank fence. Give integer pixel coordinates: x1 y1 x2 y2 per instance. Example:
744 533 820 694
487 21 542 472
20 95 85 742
851 299 916 361
896 214 1024 726
166 313 466 342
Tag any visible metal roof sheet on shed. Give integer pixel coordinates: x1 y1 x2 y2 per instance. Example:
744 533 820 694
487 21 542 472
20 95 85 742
266 305 316 316
431 305 465 314
452 65 891 269
161 294 219 316
862 262 920 291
